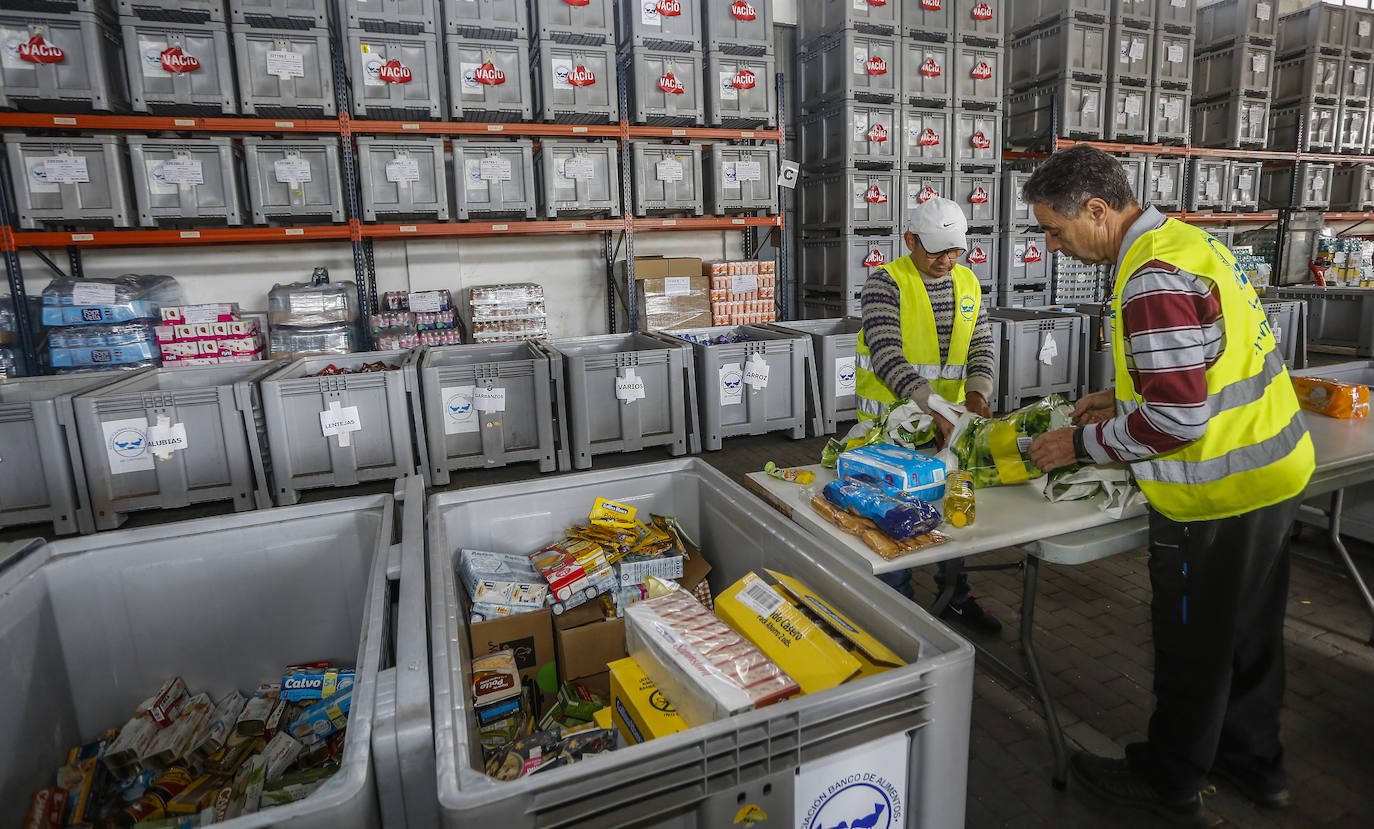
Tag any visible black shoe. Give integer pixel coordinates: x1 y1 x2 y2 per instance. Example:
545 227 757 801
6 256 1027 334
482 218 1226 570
939 596 1003 634
1071 751 1209 826
1210 759 1292 809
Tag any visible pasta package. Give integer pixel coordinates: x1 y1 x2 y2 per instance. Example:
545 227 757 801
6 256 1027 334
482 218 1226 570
1292 376 1370 419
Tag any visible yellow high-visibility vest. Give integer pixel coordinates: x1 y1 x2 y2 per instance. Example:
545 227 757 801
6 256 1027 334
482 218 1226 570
1111 219 1313 522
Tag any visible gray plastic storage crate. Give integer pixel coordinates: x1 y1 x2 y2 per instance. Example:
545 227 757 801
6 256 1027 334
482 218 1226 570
1225 159 1262 211
1274 49 1339 103
531 0 615 45
1262 299 1306 368
703 143 778 213
1117 155 1145 204
624 46 705 126
445 36 533 121
1343 55 1373 104
660 324 807 449
953 172 998 226
242 135 345 223
233 26 335 117
1199 41 1273 100
799 29 899 107
3 133 133 229
1154 0 1196 32
1331 164 1374 211
1000 230 1050 288
799 234 899 293
71 361 279 531
535 138 622 218
126 135 245 225
703 0 772 54
903 172 953 222
0 372 125 536
631 142 704 215
801 291 862 319
0 480 422 829
1195 0 1276 47
0 12 126 112
903 40 955 106
1052 253 1105 303
1188 158 1228 211
1011 19 1108 88
1277 3 1345 57
800 168 899 234
1261 162 1333 210
954 108 1000 168
452 138 538 220
345 30 444 119
1104 82 1149 140
1144 156 1185 210
1109 22 1154 86
258 350 420 505
762 317 861 436
1150 84 1190 143
1151 28 1193 89
1008 289 1052 307
545 333 692 468
905 0 957 41
990 306 1088 410
410 341 568 485
798 99 899 170
616 0 704 51
229 0 329 29
1275 286 1374 356
443 0 527 40
800 0 899 39
1002 168 1034 227
960 233 999 287
1349 7 1374 55
531 40 619 123
355 136 450 221
955 0 1004 45
1270 101 1338 153
122 20 237 114
344 0 437 33
704 50 777 128
118 0 224 23
953 42 1004 107
427 458 975 829
1007 79 1106 143
1190 94 1268 147
903 106 954 169
1338 104 1370 154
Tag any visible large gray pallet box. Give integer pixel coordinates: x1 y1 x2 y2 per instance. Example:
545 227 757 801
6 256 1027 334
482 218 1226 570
660 324 808 449
1009 18 1107 89
1349 7 1374 55
960 233 999 288
1269 101 1338 153
229 0 328 29
1337 103 1371 154
903 106 955 169
1343 55 1373 104
531 39 619 123
1144 155 1185 210
1109 22 1153 86
1199 40 1273 100
798 99 899 170
126 134 245 225
242 135 345 223
345 29 444 119
428 458 975 828
1007 289 1053 308
954 107 1000 168
1331 164 1374 211
763 317 862 436
443 0 527 40
905 0 957 41
1151 28 1193 89
355 136 450 220
71 361 279 531
0 12 126 112
1150 84 1190 143
624 46 705 126
799 234 899 294
801 292 861 320
122 20 237 114
631 141 704 215
953 171 998 226
703 0 772 54
1262 299 1307 369
1104 82 1149 141
1188 157 1229 211
903 172 954 224
535 138 621 218
445 36 533 122
452 138 538 220
1154 0 1197 32
1195 0 1276 48
3 133 133 229
1117 155 1146 204
0 479 423 829
1275 287 1374 356
118 0 225 23
800 0 899 39
990 306 1088 410
410 341 568 485
799 29 899 107
0 372 128 536
343 0 437 34
259 350 420 505
545 333 692 468
703 143 778 213
1261 161 1334 210
801 167 899 235
903 40 955 106
704 50 776 128
1007 78 1106 143
1000 230 1050 289
233 25 335 117
1002 168 1034 227
531 0 614 45
955 0 1004 44
1190 94 1268 147
1277 3 1346 57
953 42 1004 107
1274 49 1339 104
1225 159 1263 211
616 0 704 51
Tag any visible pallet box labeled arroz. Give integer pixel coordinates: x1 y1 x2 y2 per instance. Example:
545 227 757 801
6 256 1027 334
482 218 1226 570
122 20 237 114
355 136 450 221
0 12 127 113
344 30 444 120
3 133 133 229
703 143 777 213
535 139 622 218
446 37 533 122
232 25 335 116
452 138 538 220
531 40 619 123
126 135 246 226
242 135 346 223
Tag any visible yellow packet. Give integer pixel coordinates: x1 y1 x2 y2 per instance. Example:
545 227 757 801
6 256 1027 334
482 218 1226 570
590 497 637 527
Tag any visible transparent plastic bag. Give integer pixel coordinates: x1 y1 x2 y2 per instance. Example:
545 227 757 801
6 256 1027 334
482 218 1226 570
821 478 943 540
269 323 357 358
948 395 1076 488
268 268 358 326
41 274 181 326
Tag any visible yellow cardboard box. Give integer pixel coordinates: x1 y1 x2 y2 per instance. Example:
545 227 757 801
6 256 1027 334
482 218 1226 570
607 657 685 744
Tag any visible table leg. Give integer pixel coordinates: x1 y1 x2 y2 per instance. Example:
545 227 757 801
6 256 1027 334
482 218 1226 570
1021 554 1069 789
931 556 964 616
1325 489 1374 646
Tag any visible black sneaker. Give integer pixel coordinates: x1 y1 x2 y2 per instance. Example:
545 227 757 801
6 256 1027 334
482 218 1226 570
1210 759 1292 809
939 596 1003 634
1071 751 1212 826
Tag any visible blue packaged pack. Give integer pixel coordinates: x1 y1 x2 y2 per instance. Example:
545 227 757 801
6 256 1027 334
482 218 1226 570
837 443 948 501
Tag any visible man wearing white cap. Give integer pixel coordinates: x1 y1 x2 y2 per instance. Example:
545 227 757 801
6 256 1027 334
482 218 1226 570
854 196 1001 634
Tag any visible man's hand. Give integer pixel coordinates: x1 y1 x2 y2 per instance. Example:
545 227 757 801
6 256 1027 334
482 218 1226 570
933 411 954 448
1029 427 1078 472
1072 388 1116 426
965 391 994 419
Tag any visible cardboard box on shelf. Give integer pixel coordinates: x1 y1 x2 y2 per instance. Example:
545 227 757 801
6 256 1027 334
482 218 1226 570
621 256 712 331
468 606 557 702
555 617 626 684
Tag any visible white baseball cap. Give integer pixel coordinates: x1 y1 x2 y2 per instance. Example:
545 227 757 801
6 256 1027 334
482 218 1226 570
906 196 968 253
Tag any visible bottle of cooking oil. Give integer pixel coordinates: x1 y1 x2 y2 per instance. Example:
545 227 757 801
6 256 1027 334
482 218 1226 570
944 470 975 528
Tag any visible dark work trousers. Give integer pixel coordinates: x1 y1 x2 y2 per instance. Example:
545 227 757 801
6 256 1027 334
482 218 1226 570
1125 493 1303 799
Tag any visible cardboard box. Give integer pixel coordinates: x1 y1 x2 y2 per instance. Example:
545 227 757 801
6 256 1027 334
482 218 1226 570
619 257 711 332
608 657 686 745
555 617 626 684
578 671 610 702
468 607 557 701
552 598 608 631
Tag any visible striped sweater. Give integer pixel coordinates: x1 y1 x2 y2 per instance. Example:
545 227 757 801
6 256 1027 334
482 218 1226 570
860 261 997 409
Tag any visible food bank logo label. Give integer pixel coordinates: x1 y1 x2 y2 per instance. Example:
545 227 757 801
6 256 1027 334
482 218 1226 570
961 295 976 321
102 418 155 473
797 734 907 829
442 386 479 434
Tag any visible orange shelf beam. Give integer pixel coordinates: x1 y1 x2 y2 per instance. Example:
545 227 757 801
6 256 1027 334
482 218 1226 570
348 120 623 138
362 219 622 239
634 215 782 231
1323 212 1374 222
0 113 341 133
9 226 352 248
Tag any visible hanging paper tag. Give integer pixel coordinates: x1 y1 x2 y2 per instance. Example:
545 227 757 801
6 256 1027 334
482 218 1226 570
43 156 89 184
72 282 117 305
1128 39 1145 61
162 160 203 185
266 50 304 80
480 157 513 181
319 401 362 447
656 159 684 181
473 386 506 412
385 158 420 182
1163 99 1182 120
744 354 770 388
1081 92 1097 114
1157 173 1174 195
1238 172 1253 191
1039 332 1058 365
409 291 443 312
1124 96 1142 117
616 368 646 402
1256 2 1270 20
147 415 189 460
834 356 856 394
719 363 745 405
1362 20 1372 37
1251 53 1266 74
1167 45 1184 63
274 159 312 184
664 276 692 297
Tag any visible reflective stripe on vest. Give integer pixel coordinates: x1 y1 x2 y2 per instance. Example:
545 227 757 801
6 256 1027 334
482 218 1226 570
1111 219 1313 522
854 353 968 380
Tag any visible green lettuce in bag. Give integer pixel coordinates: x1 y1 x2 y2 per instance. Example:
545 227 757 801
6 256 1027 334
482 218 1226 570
948 395 1078 488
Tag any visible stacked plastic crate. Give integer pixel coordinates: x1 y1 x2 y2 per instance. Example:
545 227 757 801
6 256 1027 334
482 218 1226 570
1269 3 1372 157
227 0 334 117
1007 0 1111 146
1000 168 1054 307
1190 0 1272 149
341 0 443 120
118 0 237 115
619 0 705 126
531 0 619 123
0 0 126 112
443 0 531 122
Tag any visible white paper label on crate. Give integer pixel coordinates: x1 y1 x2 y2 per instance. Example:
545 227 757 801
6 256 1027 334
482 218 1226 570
103 417 155 473
1364 20 1374 38
616 368 646 403
734 161 762 182
565 155 596 180
463 159 489 192
146 416 188 461
1157 173 1174 195
664 276 692 297
480 156 513 181
656 159 684 182
1039 332 1059 365
720 362 745 405
834 356 857 394
1237 172 1254 192
1128 39 1145 62
732 274 758 294
72 282 117 306
852 0 867 10
161 160 203 185
319 403 362 447
273 159 312 184
796 733 908 829
473 386 506 412
1206 180 1222 199
1313 174 1326 192
43 156 89 184
1256 2 1271 21
1124 96 1142 117
1170 0 1185 6
778 159 800 189
1080 92 1097 115
1167 45 1184 63
385 158 421 182
441 385 479 434
1251 53 1266 74
1163 99 1182 120
266 50 305 80
745 355 771 388
718 71 739 101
